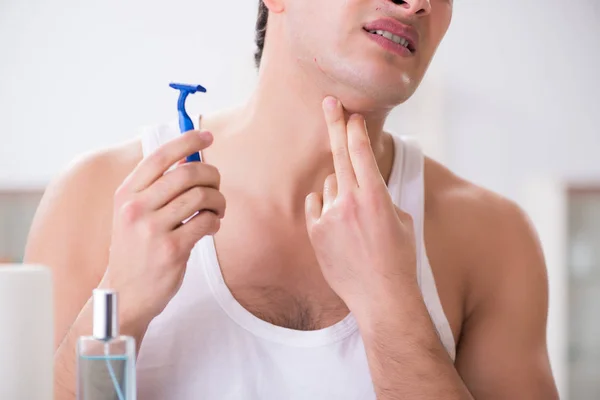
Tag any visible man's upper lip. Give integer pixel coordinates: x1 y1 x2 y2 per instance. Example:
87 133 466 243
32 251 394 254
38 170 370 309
363 18 419 51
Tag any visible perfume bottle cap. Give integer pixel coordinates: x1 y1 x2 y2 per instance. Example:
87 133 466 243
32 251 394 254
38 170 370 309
92 289 119 340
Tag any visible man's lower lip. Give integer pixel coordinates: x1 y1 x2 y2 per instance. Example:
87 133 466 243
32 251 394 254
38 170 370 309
364 30 414 57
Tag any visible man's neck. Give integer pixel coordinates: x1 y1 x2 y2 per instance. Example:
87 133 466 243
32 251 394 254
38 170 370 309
207 53 395 216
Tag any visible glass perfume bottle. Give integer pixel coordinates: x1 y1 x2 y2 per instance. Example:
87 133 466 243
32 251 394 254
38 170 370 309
77 289 136 400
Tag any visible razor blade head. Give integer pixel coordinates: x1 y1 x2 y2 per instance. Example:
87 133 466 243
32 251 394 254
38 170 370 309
169 83 207 94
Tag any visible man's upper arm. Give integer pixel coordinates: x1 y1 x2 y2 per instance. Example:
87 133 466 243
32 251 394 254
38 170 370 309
454 198 559 399
24 141 141 348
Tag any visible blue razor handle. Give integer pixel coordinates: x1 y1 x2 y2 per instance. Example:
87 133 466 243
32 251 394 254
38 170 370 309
169 83 207 162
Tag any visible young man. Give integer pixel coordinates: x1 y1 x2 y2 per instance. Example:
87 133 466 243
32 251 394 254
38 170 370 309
25 0 559 398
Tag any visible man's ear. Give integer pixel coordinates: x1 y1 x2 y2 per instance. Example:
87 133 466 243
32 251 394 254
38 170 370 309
262 0 285 14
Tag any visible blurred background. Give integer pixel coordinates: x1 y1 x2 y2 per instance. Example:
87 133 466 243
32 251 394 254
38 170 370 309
0 0 598 398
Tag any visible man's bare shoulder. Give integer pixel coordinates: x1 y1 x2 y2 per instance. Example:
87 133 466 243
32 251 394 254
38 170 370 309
25 139 142 263
52 139 141 204
423 157 546 311
424 157 532 236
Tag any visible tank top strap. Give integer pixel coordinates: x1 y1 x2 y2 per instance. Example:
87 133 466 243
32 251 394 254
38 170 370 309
395 135 456 360
388 135 425 289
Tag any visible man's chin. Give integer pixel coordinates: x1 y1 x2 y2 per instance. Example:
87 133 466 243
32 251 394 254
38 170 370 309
346 68 417 104
332 90 411 116
347 81 416 111
317 59 419 111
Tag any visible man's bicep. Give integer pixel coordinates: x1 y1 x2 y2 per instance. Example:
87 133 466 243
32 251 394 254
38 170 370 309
455 206 558 399
455 288 556 399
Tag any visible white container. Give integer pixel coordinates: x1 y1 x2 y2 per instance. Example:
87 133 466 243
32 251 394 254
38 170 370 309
0 264 53 400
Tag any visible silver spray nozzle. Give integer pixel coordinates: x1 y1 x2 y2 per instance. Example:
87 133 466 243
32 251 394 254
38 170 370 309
92 289 119 340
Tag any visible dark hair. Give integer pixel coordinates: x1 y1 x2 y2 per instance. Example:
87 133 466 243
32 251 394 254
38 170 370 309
254 1 269 68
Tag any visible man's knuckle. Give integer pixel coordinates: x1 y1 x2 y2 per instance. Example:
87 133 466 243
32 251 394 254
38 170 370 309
189 186 207 204
120 199 143 223
113 184 129 204
150 152 169 169
139 217 160 238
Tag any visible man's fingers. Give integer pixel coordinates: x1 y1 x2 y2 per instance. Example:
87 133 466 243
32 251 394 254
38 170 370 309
322 173 338 212
305 192 323 229
322 96 356 191
175 210 221 249
156 186 226 229
142 162 221 211
125 130 213 193
347 114 384 188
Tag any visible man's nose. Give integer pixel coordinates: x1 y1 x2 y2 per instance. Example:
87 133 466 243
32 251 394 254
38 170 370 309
389 0 432 17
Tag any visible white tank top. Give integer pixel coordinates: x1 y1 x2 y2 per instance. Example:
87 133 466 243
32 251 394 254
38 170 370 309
136 118 455 399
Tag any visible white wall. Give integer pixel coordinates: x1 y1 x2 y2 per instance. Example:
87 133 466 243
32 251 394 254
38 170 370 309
437 0 600 199
0 0 258 189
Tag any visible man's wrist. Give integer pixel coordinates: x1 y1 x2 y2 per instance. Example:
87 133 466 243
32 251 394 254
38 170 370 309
351 279 431 341
97 276 152 342
349 272 418 312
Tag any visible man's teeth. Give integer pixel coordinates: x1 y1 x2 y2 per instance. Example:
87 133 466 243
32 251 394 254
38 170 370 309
369 30 410 49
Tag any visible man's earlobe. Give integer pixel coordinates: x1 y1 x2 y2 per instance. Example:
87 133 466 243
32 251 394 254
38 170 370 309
262 0 285 14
